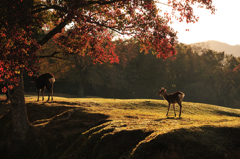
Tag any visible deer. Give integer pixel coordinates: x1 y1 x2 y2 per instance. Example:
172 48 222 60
31 73 55 102
158 87 185 117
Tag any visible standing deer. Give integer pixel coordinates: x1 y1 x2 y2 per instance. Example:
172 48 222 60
31 73 55 101
158 87 185 117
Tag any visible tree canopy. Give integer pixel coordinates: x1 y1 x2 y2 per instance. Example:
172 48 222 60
0 0 215 85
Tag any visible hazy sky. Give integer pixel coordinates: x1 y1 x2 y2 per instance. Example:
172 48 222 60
163 0 240 46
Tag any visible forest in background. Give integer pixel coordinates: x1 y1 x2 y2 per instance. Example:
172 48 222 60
21 39 240 108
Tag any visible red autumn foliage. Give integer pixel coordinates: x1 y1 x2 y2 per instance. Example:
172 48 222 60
0 28 40 84
0 0 215 88
55 25 119 64
233 64 240 72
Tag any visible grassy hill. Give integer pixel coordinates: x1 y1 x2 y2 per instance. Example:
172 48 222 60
0 95 240 159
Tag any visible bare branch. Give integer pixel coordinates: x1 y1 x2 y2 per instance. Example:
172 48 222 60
32 4 68 14
85 0 122 6
155 1 168 6
38 20 68 46
85 17 134 35
38 51 67 59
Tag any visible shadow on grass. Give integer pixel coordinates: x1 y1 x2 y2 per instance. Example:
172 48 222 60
0 100 111 159
26 102 78 124
215 110 240 117
131 126 240 159
154 117 182 122
48 101 80 105
140 101 162 107
26 101 111 127
62 129 153 159
28 100 81 106
28 103 111 159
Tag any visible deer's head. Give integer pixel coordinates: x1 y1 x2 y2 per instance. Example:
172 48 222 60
158 87 166 95
30 75 38 82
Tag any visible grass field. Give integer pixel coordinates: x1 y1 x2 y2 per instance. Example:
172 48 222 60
0 95 240 159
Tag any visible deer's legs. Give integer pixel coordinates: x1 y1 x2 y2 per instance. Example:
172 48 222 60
47 88 53 101
178 102 182 117
37 89 40 101
51 86 54 100
173 104 176 117
166 103 170 116
47 90 50 102
42 87 45 101
51 89 53 100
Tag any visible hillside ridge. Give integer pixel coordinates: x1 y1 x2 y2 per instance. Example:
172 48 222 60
1 97 240 159
192 40 240 57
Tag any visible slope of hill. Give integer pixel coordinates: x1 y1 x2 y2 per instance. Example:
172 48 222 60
1 96 240 159
193 40 240 57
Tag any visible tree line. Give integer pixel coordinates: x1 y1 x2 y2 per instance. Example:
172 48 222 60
25 39 240 108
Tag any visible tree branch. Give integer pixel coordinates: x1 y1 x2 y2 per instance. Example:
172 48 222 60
37 0 124 46
86 19 133 35
86 0 121 5
32 4 68 14
155 1 168 6
38 20 68 46
38 51 67 59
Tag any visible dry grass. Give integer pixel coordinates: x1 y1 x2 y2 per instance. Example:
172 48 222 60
1 95 240 159
30 96 240 130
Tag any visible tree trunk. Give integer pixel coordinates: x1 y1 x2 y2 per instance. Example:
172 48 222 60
9 69 31 151
77 76 85 98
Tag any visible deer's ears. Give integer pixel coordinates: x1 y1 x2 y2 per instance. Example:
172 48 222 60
161 87 165 90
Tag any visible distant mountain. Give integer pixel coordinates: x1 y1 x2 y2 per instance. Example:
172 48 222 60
191 40 240 57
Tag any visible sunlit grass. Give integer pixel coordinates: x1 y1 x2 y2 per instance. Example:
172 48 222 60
25 95 240 133
1 95 240 159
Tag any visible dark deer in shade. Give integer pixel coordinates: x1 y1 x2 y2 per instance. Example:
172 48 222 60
158 87 185 117
31 73 55 101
